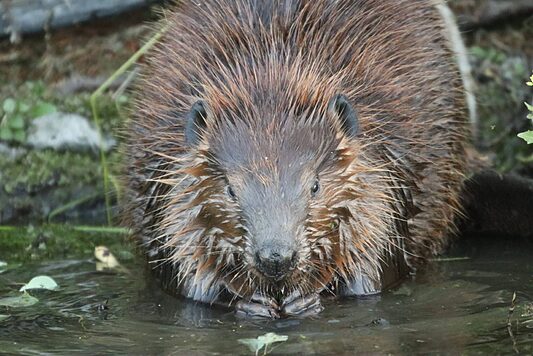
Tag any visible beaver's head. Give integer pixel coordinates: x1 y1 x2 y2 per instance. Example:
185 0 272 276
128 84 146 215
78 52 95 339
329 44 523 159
157 88 397 302
192 94 357 280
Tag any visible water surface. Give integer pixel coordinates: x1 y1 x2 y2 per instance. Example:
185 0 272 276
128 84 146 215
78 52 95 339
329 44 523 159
1 235 532 355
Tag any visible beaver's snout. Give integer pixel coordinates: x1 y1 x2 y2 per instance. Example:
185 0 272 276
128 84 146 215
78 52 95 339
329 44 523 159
255 248 297 281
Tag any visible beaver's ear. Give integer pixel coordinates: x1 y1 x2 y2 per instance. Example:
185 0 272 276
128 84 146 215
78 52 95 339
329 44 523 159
185 100 208 146
328 94 359 138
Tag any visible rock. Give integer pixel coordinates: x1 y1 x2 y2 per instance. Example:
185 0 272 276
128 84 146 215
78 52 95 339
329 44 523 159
0 142 26 160
0 0 159 37
26 112 115 152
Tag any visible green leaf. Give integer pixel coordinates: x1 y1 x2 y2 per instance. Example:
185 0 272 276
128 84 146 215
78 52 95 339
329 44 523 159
518 131 533 144
8 114 24 129
18 102 31 113
0 315 10 322
469 46 486 58
0 261 6 274
12 130 26 143
2 98 17 114
525 102 533 112
238 333 288 354
117 95 129 104
29 81 45 96
20 275 59 292
494 52 506 64
0 127 13 141
0 294 38 307
30 102 57 118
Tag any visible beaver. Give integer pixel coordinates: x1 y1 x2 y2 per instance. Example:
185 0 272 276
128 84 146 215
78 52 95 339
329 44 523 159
122 0 505 318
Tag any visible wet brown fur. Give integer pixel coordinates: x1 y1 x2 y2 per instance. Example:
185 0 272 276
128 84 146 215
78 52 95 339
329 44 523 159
123 0 470 303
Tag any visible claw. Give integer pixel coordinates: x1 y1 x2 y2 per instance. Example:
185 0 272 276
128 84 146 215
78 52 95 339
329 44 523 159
235 292 280 319
280 291 323 318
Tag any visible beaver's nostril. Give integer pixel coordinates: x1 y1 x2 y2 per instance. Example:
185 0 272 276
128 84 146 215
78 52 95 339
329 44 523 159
255 249 294 281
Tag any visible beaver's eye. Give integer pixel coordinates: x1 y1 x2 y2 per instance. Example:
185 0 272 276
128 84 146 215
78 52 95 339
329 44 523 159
311 180 320 196
227 186 236 199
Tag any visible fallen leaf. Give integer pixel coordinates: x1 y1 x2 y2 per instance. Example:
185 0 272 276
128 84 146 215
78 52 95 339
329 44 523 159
19 275 59 292
238 332 288 355
95 246 120 271
0 294 39 307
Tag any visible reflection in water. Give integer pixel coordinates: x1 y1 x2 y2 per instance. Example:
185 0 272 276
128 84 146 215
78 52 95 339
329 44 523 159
0 236 532 355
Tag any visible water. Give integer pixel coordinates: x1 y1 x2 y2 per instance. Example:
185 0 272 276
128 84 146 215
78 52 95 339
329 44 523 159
1 236 532 355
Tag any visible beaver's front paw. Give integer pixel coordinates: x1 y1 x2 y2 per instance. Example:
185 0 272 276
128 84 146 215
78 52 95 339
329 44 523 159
280 291 323 318
235 293 280 319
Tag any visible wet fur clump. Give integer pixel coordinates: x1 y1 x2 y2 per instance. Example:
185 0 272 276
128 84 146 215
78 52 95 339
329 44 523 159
123 0 470 306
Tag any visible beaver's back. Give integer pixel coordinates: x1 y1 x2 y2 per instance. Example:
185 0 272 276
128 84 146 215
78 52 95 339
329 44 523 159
136 0 465 134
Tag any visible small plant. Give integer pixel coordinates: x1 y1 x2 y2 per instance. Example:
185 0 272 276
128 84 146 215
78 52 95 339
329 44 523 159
470 46 507 65
517 73 533 144
0 82 57 144
1 97 28 143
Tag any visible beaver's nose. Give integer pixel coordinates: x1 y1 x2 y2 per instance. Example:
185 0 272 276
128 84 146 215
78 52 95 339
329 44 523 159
255 249 297 281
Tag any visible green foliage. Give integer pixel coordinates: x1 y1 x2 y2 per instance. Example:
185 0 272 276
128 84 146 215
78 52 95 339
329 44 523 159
0 225 130 262
518 73 533 144
0 150 102 194
471 43 532 171
470 46 507 65
0 82 57 145
518 131 533 144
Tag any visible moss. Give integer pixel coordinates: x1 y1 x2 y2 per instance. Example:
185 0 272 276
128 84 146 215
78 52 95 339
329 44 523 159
56 89 129 135
0 150 102 194
0 225 132 262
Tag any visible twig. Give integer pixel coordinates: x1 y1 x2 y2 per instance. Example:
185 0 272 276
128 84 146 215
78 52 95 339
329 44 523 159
506 291 519 354
47 192 102 222
72 225 130 234
430 257 470 262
